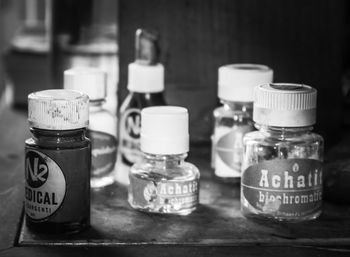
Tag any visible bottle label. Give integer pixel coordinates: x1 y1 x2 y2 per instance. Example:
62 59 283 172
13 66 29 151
119 108 142 164
129 176 199 211
213 125 253 178
88 130 117 177
25 150 66 221
241 159 322 218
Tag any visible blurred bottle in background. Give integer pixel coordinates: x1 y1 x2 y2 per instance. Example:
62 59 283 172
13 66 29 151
11 0 50 53
3 0 51 107
51 0 118 114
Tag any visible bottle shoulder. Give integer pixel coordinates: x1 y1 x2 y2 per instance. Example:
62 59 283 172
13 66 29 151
120 92 166 113
214 106 238 116
244 130 324 144
213 106 252 120
25 136 90 150
130 161 200 181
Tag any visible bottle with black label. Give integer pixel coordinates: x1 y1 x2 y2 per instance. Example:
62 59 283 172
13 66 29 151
128 106 200 215
25 89 90 233
211 64 273 182
64 67 117 188
119 29 166 171
241 83 324 222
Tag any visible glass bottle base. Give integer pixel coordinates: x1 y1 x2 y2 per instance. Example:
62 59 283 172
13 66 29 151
128 165 199 216
241 207 322 222
128 202 197 216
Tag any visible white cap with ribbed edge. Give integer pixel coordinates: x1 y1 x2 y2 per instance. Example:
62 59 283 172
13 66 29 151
218 64 273 102
28 89 89 130
253 83 317 127
64 67 106 100
141 106 189 155
128 63 164 93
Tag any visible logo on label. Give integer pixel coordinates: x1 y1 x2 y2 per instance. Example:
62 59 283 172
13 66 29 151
25 150 66 221
242 159 322 218
26 151 49 188
124 109 141 139
88 130 117 177
144 183 158 202
214 125 253 178
120 108 142 164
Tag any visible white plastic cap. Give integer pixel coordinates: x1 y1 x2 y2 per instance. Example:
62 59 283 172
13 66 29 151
28 89 89 130
128 63 164 93
64 67 107 100
218 64 273 102
253 83 317 127
141 106 189 155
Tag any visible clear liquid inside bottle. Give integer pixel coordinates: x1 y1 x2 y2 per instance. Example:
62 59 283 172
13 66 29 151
241 125 324 222
211 101 254 181
88 100 117 188
128 153 200 215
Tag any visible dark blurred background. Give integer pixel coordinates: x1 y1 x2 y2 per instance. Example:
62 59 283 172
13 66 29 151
0 0 349 149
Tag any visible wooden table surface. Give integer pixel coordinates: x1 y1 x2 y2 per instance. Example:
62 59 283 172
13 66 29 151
1 107 350 257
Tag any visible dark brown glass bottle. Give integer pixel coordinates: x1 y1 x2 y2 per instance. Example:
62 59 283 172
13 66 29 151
119 92 166 166
25 90 90 234
119 29 166 166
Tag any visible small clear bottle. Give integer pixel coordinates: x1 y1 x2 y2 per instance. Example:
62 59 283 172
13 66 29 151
128 106 200 215
241 83 324 222
64 68 117 188
118 29 166 184
212 64 273 182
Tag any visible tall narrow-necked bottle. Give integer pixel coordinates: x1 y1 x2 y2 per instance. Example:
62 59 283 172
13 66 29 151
119 29 166 174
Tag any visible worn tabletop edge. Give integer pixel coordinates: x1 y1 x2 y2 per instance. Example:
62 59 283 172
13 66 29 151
17 237 350 248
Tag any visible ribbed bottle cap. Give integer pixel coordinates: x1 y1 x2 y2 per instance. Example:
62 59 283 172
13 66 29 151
218 64 273 102
253 83 317 127
28 89 89 130
127 63 164 93
141 106 189 155
64 67 106 100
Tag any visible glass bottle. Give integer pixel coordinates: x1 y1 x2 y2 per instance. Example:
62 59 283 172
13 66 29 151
51 0 118 114
128 106 200 215
211 64 273 182
119 29 166 170
64 67 117 188
25 89 90 233
241 83 324 222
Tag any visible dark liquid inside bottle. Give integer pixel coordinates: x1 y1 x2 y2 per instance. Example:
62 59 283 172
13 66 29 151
25 128 90 234
119 92 166 166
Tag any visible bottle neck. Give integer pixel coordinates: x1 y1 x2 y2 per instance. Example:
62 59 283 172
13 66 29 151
30 128 87 147
130 91 164 99
256 124 313 138
89 99 105 109
143 152 187 169
221 100 253 113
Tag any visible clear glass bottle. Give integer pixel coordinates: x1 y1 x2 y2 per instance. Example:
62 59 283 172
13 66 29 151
118 29 166 184
64 68 117 188
51 0 118 114
212 64 273 182
128 106 200 215
241 83 324 222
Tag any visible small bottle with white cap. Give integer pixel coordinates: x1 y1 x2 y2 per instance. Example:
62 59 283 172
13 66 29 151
119 29 166 172
128 106 200 215
25 89 90 233
64 67 117 188
212 64 273 182
241 83 324 222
